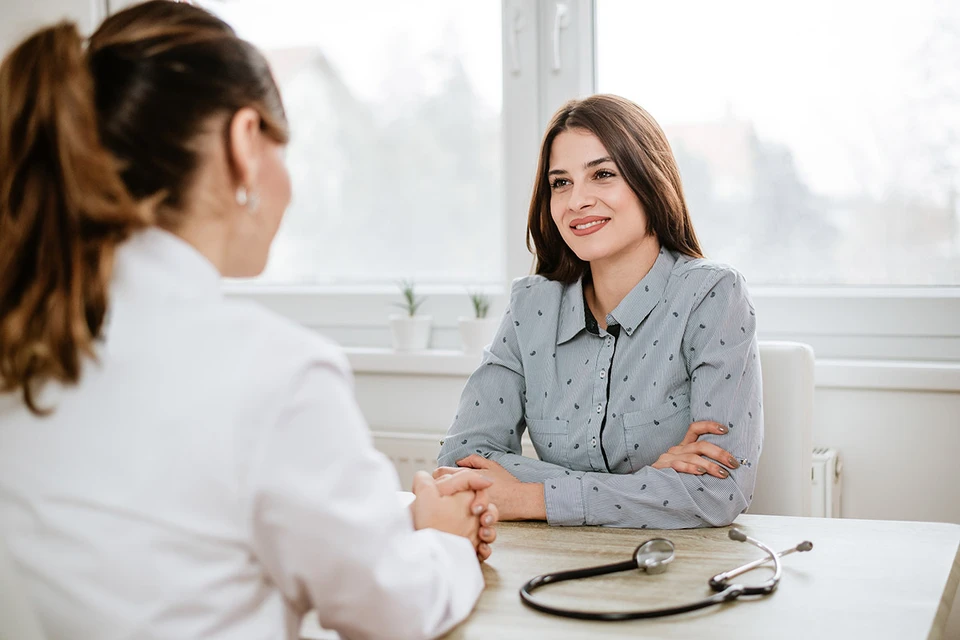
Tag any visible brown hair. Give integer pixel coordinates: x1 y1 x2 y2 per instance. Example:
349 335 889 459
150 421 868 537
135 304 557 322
527 94 704 283
0 1 289 414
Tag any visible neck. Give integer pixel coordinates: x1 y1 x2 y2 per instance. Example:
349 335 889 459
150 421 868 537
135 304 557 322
585 235 661 326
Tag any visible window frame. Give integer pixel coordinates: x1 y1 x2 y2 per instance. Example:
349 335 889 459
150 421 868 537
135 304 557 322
149 0 959 361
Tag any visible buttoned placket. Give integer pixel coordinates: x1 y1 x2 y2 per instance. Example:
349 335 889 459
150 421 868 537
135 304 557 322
588 323 618 472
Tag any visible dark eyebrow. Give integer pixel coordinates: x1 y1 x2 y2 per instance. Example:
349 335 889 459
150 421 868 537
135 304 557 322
584 156 614 169
548 156 615 176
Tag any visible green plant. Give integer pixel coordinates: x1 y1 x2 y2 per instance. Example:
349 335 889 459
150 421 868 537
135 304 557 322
468 291 491 319
394 279 425 317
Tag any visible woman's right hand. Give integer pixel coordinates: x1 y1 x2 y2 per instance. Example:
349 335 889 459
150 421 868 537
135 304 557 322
651 420 740 479
410 471 486 556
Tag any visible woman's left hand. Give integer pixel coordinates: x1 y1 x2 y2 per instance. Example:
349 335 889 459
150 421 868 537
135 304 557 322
435 455 545 521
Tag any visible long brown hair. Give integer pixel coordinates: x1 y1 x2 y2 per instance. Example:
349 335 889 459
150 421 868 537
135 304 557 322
0 1 289 414
527 94 704 283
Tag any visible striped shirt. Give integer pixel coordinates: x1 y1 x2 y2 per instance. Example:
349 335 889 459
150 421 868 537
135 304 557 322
438 248 763 528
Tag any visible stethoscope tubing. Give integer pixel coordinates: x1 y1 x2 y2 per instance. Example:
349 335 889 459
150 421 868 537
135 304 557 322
519 529 809 621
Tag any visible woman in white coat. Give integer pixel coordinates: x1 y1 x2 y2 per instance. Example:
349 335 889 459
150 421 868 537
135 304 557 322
0 2 497 639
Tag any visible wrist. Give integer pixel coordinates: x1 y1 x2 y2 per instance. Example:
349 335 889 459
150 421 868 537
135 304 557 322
517 482 546 520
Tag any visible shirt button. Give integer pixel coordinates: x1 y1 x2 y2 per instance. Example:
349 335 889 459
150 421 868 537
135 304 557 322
600 371 606 379
591 438 597 447
596 404 603 414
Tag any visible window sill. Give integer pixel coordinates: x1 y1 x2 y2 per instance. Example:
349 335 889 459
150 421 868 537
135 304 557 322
342 347 960 392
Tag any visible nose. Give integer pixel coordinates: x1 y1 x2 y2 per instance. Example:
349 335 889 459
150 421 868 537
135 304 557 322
568 181 596 212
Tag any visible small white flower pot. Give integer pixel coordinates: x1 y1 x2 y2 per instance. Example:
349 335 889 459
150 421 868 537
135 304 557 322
389 314 432 351
458 317 500 355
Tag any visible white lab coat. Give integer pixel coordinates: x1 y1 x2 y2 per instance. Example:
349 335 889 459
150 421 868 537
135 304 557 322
0 228 482 640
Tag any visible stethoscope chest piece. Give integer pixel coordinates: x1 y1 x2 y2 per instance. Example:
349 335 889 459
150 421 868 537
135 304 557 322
633 538 675 574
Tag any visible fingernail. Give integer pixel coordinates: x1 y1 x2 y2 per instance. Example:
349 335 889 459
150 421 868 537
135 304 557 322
481 528 492 537
717 425 727 433
728 456 739 468
697 466 706 474
718 468 728 477
473 505 485 515
483 514 494 525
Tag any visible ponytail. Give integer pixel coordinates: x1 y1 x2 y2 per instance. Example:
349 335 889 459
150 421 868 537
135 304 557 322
0 23 151 414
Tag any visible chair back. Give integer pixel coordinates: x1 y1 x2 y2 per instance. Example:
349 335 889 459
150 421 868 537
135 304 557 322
749 341 815 516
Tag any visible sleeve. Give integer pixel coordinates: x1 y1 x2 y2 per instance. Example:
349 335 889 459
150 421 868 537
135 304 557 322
542 268 763 528
244 358 483 640
437 288 571 483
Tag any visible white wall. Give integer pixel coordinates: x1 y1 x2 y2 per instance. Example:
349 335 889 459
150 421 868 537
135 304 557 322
0 0 103 55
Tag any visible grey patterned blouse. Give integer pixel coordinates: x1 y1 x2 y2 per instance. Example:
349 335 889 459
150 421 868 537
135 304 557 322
438 249 763 529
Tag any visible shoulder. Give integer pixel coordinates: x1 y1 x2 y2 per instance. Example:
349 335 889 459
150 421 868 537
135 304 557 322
218 298 350 377
508 275 566 309
510 274 560 296
671 255 747 295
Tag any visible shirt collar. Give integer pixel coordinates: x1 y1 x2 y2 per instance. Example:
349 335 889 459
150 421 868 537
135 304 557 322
114 227 223 299
556 248 678 344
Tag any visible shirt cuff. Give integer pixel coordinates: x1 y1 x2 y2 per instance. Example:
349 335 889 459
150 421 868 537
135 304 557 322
543 475 586 526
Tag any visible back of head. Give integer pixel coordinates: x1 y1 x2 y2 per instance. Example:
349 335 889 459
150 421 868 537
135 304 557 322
0 0 289 415
526 94 703 283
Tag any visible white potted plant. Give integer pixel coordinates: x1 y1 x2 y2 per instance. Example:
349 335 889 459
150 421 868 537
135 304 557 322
389 279 432 350
458 291 499 355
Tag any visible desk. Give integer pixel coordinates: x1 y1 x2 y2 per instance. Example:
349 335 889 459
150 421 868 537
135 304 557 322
443 514 960 640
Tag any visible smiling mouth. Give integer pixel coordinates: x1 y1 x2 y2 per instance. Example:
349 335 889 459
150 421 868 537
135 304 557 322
573 219 609 230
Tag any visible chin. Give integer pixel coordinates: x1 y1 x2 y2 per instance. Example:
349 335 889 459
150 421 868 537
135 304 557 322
225 258 268 279
567 240 618 263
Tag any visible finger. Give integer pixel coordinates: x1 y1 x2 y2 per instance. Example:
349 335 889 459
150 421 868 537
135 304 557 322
456 454 491 469
479 524 497 544
435 469 494 498
481 502 499 528
477 542 492 562
686 441 740 469
668 458 710 476
432 466 461 479
411 471 439 499
675 453 729 478
680 420 727 446
468 487 490 516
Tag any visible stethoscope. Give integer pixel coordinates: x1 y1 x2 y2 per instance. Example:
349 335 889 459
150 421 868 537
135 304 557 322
519 528 813 620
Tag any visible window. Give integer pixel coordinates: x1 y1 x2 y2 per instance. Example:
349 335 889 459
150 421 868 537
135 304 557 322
596 0 960 286
196 0 504 286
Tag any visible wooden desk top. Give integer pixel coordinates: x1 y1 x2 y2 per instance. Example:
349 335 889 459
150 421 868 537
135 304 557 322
443 514 960 640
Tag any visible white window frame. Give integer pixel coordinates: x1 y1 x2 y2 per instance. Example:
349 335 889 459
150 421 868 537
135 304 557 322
103 0 957 362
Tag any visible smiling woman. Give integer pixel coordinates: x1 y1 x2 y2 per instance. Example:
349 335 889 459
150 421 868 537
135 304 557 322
437 95 763 529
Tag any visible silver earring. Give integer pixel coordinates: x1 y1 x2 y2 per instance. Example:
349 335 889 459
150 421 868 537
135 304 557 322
236 186 260 214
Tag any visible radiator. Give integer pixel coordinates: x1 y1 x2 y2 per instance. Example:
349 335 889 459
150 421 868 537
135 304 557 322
811 447 843 518
375 432 843 518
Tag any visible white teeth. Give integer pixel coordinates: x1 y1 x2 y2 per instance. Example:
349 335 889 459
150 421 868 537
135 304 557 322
574 219 608 230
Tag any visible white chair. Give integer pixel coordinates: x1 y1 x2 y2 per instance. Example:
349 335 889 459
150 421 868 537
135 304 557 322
748 341 815 517
0 538 47 640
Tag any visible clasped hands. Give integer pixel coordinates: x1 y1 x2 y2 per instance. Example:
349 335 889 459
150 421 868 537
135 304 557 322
432 419 742 523
410 469 500 562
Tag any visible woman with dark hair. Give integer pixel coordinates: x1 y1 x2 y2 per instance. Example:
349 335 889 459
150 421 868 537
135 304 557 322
0 2 497 638
438 95 763 529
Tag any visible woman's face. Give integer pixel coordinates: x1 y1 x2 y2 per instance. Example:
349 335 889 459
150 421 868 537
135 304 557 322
548 128 653 267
